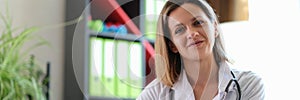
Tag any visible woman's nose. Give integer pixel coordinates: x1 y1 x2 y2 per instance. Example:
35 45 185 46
187 28 199 39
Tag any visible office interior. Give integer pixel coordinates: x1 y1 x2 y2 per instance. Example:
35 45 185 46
0 0 300 100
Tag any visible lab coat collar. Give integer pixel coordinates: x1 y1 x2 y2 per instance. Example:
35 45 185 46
218 62 235 93
171 67 194 99
170 62 234 98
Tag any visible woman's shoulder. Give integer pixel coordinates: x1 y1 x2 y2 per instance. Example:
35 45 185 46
144 78 168 90
231 68 263 84
231 68 265 99
136 78 170 100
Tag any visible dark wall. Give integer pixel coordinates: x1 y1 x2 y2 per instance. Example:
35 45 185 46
64 0 86 99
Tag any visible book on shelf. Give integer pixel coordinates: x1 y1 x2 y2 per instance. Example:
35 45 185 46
89 37 143 98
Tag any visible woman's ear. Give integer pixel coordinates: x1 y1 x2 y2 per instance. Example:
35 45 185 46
168 41 178 53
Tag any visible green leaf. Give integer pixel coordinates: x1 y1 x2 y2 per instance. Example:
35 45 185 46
0 6 47 99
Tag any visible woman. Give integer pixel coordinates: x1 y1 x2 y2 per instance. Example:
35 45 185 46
137 0 265 100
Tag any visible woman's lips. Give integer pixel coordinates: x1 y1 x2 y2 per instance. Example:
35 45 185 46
188 40 204 47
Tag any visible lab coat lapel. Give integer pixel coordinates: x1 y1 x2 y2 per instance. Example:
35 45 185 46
171 69 194 100
217 62 236 98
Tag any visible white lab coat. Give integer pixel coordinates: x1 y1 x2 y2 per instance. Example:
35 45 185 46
137 62 265 100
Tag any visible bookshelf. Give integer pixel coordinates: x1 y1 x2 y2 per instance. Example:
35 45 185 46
65 0 155 100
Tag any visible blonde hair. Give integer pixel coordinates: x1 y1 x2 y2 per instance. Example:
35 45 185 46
155 0 232 87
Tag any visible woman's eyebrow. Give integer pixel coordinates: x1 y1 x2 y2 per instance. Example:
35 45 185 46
191 16 204 21
171 16 204 28
170 23 184 32
169 20 183 28
174 23 183 28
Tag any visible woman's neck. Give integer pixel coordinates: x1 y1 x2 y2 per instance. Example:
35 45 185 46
183 56 219 99
183 55 219 88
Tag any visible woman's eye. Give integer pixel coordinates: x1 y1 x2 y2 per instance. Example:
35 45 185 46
175 27 185 34
193 20 204 26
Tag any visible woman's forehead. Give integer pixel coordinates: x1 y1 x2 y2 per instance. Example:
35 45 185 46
179 3 205 17
167 3 207 26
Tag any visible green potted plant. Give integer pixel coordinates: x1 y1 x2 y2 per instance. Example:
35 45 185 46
0 11 48 99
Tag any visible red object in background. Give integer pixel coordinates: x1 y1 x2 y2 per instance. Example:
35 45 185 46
91 0 154 55
115 22 122 27
105 22 114 27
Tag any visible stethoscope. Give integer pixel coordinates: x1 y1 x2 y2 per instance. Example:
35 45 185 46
222 71 241 100
169 71 241 100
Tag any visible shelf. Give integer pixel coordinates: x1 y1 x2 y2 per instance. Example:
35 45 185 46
90 0 154 56
90 32 141 42
89 32 155 45
90 0 139 34
65 0 156 99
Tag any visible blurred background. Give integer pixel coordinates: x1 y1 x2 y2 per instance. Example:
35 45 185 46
0 0 300 100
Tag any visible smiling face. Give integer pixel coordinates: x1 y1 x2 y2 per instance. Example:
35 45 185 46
167 3 218 62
